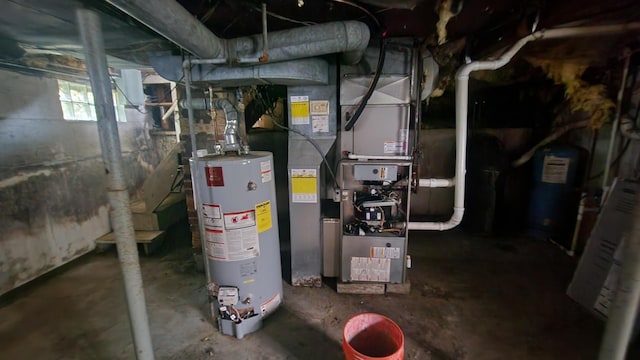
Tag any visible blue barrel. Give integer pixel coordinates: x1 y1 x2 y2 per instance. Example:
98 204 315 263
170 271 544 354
528 144 580 242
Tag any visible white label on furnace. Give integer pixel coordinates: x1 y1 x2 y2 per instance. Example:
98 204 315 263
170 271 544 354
202 204 223 228
311 115 329 133
384 141 405 154
371 247 401 259
350 257 391 282
260 160 273 183
310 100 330 115
260 292 282 318
542 156 570 184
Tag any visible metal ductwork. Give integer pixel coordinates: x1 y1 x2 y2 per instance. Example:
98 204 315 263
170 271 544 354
105 0 370 65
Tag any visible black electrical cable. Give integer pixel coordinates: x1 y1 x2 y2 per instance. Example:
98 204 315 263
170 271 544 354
344 37 387 131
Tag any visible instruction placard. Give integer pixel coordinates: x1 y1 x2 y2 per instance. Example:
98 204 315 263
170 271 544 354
542 156 571 184
350 257 391 282
260 160 273 183
370 247 401 259
291 168 317 203
255 200 272 233
312 115 329 133
201 203 224 228
290 95 310 125
204 209 260 261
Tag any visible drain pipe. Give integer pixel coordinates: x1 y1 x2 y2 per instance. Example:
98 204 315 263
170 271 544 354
76 8 154 359
603 50 632 190
408 22 640 232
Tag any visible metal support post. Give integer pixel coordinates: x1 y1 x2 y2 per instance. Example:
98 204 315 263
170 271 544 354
76 8 154 360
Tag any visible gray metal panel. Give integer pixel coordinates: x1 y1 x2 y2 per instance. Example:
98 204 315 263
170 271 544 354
340 104 410 156
353 164 398 181
322 218 340 277
287 84 338 139
287 160 322 287
340 75 411 105
340 235 406 283
192 152 283 337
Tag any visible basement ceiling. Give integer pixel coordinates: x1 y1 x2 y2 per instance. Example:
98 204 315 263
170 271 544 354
0 0 638 76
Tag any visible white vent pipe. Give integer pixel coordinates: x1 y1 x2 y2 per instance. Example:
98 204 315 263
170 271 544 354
105 0 369 65
409 22 640 232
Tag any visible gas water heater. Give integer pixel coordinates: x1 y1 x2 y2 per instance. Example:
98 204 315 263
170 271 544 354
192 151 283 339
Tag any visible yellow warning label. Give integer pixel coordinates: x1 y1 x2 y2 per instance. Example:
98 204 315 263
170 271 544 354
290 95 310 125
255 200 272 233
291 168 317 203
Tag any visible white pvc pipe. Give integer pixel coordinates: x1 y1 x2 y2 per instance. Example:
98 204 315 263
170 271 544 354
603 50 632 188
418 178 455 188
347 154 413 160
409 21 640 232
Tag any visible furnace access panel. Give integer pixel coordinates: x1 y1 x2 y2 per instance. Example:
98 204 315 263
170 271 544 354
339 160 412 283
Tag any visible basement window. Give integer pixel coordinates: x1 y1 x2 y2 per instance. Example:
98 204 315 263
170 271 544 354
58 79 126 122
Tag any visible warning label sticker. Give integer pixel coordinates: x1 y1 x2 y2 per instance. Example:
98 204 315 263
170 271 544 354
542 156 571 184
350 257 391 282
260 160 272 183
202 204 223 228
290 95 310 125
224 210 256 230
204 166 224 186
260 292 281 317
291 168 317 203
312 115 329 133
384 141 406 154
255 201 272 233
204 209 260 261
370 247 401 259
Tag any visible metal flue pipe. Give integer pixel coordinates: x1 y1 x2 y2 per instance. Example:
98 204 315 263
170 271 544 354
76 8 154 360
408 21 640 232
106 0 369 65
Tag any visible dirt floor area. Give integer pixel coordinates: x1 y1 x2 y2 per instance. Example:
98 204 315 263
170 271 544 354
0 222 619 359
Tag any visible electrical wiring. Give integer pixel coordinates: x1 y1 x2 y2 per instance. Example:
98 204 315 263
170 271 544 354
343 37 387 131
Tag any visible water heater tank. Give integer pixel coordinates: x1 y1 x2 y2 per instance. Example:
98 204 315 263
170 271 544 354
192 151 283 339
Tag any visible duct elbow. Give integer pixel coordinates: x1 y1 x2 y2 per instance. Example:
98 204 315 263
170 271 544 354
339 21 371 65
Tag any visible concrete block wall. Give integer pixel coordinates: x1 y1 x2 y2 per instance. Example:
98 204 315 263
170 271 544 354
0 69 165 295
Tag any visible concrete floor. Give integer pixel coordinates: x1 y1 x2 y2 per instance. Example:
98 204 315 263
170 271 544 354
0 225 618 359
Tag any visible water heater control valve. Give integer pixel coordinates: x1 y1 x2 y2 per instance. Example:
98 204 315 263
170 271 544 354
217 287 239 306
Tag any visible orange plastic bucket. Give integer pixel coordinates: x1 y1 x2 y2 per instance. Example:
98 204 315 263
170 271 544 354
343 313 404 360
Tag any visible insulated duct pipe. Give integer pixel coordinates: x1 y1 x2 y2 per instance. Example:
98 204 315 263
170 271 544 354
76 8 154 359
408 21 640 232
106 0 369 65
179 97 241 152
